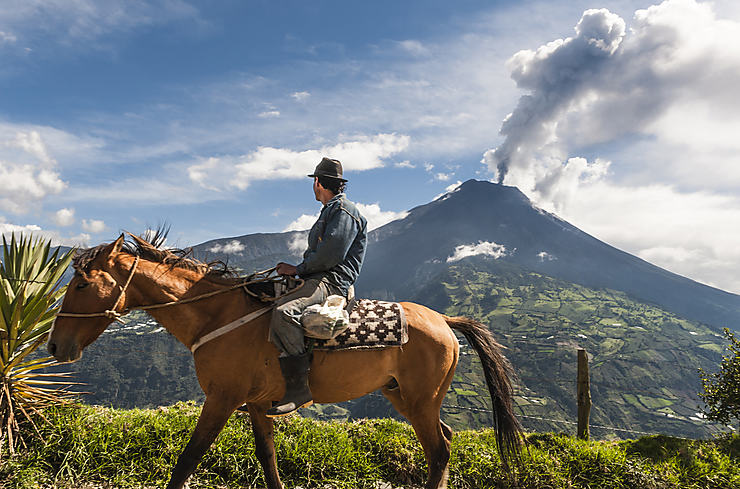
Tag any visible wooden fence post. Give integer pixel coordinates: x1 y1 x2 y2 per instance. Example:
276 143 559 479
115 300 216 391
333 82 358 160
577 348 591 440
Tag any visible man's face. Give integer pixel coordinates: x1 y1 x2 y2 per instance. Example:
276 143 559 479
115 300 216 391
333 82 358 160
312 177 321 201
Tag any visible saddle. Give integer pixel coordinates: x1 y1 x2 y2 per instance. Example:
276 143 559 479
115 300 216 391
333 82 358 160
242 271 407 352
242 271 303 302
312 298 408 351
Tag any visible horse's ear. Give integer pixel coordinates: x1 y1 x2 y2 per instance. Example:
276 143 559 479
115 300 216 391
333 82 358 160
104 234 125 257
126 232 155 251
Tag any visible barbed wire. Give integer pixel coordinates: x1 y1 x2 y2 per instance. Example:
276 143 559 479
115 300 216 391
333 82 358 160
514 414 662 437
31 310 724 439
360 392 695 438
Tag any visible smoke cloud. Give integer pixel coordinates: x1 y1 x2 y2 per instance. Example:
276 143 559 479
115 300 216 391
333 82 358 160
484 0 740 208
484 8 625 186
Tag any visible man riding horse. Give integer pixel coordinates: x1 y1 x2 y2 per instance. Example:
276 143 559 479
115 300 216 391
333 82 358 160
266 157 367 417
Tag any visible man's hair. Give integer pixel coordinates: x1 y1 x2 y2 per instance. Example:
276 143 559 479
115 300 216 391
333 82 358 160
317 175 346 194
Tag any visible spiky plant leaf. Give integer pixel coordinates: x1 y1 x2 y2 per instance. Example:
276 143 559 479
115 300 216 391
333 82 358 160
0 233 76 458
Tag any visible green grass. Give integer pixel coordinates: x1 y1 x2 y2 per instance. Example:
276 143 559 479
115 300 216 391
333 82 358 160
1 403 739 489
431 263 730 438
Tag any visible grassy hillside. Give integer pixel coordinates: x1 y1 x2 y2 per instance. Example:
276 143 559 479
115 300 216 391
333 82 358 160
53 260 729 439
414 260 729 439
55 311 204 408
1 403 738 489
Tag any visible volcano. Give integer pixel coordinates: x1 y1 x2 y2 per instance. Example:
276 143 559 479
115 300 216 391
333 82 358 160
196 179 740 331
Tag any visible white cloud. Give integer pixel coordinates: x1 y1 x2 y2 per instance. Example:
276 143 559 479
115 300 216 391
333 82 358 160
0 219 41 237
435 172 452 181
0 0 199 47
258 110 280 118
283 213 318 232
434 180 463 200
0 130 67 214
11 130 54 164
0 31 16 43
554 181 740 293
474 0 740 293
81 219 106 233
188 133 410 190
484 0 740 203
208 240 245 254
66 233 91 246
447 241 508 262
534 157 611 211
354 203 407 231
395 160 415 168
59 175 219 206
0 217 90 247
537 251 557 261
397 39 430 57
287 231 308 255
444 181 463 193
291 91 311 101
155 1 571 167
53 208 75 227
0 121 106 171
283 202 407 232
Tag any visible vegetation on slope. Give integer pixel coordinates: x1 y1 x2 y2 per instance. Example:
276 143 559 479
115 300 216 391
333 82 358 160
699 328 740 427
0 403 738 489
47 259 729 440
413 261 728 439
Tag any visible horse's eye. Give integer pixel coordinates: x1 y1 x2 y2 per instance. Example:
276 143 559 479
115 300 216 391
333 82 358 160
76 282 90 289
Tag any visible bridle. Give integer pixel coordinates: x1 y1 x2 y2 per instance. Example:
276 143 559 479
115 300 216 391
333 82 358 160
56 255 304 353
55 255 142 323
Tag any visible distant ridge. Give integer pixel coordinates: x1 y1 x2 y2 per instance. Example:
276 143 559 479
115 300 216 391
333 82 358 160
359 179 740 330
50 180 735 436
193 179 740 330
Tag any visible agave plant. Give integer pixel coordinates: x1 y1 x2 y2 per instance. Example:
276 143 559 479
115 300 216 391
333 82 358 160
0 234 76 458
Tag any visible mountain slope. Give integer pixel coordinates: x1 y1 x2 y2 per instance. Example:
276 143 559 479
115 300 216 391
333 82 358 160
193 180 740 330
358 179 740 331
42 179 739 437
411 260 724 438
60 262 726 438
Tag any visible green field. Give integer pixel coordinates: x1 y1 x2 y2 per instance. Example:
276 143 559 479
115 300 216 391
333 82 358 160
1 403 738 489
420 262 730 439
54 260 731 440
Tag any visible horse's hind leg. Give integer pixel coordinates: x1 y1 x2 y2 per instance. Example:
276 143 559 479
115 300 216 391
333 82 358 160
383 384 452 489
246 402 283 489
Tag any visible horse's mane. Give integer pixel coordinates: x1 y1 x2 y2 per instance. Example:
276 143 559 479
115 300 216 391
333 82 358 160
72 227 238 281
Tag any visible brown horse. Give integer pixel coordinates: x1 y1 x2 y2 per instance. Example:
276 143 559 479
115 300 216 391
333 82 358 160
47 233 522 489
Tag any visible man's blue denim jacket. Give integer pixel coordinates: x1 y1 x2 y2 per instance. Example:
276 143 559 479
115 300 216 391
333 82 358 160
295 193 367 296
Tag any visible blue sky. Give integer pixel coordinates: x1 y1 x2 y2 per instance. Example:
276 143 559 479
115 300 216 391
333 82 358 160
2 0 740 294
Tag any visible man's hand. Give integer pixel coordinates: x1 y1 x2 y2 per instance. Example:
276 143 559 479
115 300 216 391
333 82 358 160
276 262 298 277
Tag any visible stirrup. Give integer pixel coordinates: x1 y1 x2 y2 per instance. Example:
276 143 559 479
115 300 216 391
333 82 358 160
265 398 313 418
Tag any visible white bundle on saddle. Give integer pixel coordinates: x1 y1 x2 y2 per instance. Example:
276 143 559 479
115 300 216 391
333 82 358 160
301 295 350 340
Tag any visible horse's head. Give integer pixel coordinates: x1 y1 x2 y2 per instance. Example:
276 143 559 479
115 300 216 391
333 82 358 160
47 234 130 363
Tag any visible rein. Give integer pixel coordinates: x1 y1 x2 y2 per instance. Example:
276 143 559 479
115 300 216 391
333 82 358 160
55 257 303 351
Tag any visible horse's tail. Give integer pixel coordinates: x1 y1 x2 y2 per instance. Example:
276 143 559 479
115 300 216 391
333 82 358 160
444 315 524 470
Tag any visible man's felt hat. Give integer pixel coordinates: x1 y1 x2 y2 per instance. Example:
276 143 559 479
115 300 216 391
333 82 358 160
308 157 347 182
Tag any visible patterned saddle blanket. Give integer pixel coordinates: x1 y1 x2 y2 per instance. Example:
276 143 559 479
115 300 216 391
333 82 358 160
311 299 408 351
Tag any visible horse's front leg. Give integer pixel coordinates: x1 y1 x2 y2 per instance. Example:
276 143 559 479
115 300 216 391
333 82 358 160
246 401 283 489
165 396 235 489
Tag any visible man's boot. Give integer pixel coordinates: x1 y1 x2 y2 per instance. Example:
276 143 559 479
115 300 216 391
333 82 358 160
266 352 313 417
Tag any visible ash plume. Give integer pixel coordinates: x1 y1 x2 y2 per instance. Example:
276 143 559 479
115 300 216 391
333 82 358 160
483 0 740 207
485 8 625 186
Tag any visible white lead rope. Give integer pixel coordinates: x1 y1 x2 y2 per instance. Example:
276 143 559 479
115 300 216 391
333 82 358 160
190 305 273 354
